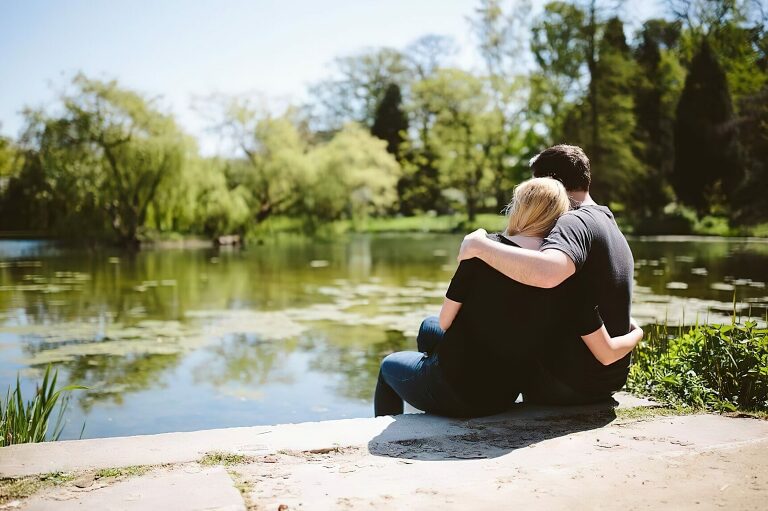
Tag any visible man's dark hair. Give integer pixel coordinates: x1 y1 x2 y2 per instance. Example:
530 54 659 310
530 144 591 191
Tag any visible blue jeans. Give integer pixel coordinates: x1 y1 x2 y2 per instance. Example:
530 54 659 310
374 317 476 417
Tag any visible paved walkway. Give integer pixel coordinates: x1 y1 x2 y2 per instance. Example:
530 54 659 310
1 393 767 510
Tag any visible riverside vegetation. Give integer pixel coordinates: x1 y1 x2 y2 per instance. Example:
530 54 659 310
627 316 768 413
0 365 85 446
1 0 767 245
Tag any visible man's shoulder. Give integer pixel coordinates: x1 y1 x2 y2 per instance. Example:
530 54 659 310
571 204 613 220
558 205 618 231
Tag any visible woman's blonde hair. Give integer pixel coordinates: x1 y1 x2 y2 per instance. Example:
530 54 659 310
504 177 570 238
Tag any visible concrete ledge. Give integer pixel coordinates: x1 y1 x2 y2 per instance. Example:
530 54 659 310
21 466 245 511
0 393 653 477
4 393 768 510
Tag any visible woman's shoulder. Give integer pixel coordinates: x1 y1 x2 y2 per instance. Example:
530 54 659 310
486 232 520 247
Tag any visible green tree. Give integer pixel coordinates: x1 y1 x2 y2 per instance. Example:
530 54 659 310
209 97 313 224
307 123 401 223
529 1 588 142
631 19 684 219
734 85 768 223
0 122 66 232
0 131 15 179
7 75 186 244
405 34 458 80
412 69 494 221
398 35 458 215
567 17 645 207
672 39 743 215
309 49 410 133
371 83 408 159
150 156 250 237
470 0 534 210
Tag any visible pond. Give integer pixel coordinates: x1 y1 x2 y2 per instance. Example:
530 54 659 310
1 233 767 439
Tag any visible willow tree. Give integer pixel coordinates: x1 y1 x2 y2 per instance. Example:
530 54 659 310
208 97 313 225
308 123 400 223
13 75 186 245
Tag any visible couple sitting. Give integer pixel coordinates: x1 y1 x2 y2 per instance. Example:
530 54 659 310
374 144 642 417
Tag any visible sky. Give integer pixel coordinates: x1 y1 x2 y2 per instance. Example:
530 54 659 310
0 0 664 153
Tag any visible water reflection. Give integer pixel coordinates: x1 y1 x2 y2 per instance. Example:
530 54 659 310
193 333 299 391
0 235 766 438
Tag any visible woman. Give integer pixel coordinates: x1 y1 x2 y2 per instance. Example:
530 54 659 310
374 177 642 417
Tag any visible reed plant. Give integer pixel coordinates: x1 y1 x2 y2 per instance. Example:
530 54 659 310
0 365 86 446
627 317 768 412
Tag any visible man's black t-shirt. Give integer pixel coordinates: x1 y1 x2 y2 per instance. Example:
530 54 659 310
538 204 634 395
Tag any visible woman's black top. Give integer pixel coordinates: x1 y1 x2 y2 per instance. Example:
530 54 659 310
435 233 555 411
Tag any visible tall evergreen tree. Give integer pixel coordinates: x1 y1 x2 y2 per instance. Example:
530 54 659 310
371 83 408 160
630 19 683 219
563 17 643 207
592 17 645 206
672 39 742 215
733 85 768 223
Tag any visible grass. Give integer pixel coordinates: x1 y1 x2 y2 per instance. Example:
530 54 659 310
247 213 507 240
94 466 151 479
614 405 696 421
249 212 768 239
227 469 258 511
199 452 255 466
0 465 156 505
0 365 86 446
0 472 75 504
339 213 506 234
627 317 768 413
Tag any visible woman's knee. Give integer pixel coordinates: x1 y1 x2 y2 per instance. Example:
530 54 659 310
419 315 441 334
417 316 443 353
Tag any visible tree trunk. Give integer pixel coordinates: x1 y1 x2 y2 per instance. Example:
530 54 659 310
467 194 477 222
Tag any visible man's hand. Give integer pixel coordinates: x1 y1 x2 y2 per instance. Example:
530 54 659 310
457 228 488 262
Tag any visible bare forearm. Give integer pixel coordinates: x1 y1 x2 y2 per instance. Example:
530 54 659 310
581 326 643 366
476 242 547 287
439 298 462 330
471 239 572 288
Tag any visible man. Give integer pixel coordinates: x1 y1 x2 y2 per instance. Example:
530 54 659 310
457 144 635 404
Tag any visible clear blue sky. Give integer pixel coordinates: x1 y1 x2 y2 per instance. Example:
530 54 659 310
0 0 663 152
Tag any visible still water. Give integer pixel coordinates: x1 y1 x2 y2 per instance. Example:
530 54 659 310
1 234 767 439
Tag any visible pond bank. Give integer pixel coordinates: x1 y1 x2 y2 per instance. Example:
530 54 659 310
2 393 767 510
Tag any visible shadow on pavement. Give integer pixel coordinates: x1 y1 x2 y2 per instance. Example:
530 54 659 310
367 398 618 461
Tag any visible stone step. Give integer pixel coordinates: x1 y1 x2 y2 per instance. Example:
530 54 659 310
21 466 245 511
0 393 653 478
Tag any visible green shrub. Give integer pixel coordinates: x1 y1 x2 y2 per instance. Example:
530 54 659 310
0 365 86 446
627 320 768 412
